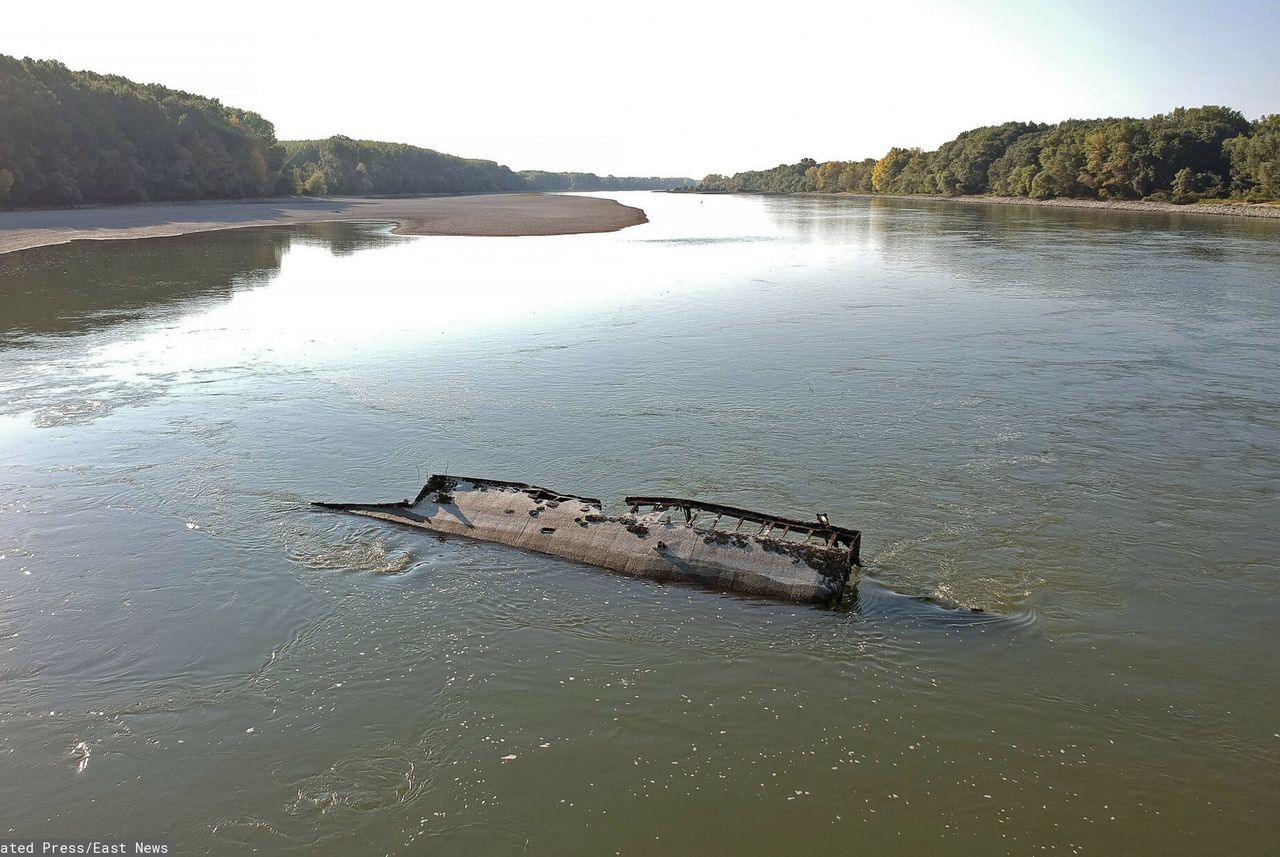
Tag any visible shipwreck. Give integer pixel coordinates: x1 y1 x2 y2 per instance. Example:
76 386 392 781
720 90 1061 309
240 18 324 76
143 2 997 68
314 475 862 605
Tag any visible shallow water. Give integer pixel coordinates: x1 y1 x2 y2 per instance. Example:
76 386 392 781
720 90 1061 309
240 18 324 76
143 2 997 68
1 193 1277 855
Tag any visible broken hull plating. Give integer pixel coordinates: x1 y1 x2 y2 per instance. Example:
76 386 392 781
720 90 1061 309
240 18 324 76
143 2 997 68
315 476 862 605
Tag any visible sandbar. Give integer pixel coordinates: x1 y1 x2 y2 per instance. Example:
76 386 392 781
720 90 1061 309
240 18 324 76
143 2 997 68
0 193 648 256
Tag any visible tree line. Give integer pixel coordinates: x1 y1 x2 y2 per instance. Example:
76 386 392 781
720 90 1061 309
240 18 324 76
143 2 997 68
694 107 1280 203
279 138 526 197
521 172 692 191
0 55 692 208
281 139 693 197
0 55 278 206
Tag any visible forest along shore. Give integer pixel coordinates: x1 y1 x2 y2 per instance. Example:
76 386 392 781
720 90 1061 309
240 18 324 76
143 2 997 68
0 193 649 255
804 192 1280 219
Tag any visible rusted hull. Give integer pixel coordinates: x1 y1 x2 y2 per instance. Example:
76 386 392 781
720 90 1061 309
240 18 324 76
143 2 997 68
315 475 862 605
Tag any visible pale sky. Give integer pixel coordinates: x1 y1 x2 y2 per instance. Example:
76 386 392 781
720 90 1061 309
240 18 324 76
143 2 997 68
4 0 1277 177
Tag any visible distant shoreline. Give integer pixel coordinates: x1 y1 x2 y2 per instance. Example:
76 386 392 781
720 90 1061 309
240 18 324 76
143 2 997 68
806 191 1280 220
0 193 648 256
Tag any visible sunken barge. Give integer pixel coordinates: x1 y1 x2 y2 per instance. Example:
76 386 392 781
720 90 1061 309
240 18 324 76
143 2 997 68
315 475 862 605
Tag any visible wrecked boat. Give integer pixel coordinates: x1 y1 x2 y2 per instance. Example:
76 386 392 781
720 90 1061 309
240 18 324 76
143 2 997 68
314 475 862 605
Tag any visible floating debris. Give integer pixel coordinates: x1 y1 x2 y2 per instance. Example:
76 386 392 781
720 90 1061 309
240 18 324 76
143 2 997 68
315 475 862 605
71 740 91 773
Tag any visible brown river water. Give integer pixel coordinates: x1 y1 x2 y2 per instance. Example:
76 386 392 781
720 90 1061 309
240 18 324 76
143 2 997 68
0 192 1277 855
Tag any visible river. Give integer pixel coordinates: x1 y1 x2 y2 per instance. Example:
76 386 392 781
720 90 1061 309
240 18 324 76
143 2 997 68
1 192 1277 855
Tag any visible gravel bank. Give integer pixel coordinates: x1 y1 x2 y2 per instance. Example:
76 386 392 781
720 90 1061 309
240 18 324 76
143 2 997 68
815 192 1280 219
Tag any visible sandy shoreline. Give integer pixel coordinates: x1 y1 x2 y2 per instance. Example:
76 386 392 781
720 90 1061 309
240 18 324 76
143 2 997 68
0 193 649 256
804 192 1280 220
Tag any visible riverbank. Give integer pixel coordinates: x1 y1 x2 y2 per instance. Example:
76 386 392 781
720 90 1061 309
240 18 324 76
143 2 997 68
0 193 648 255
805 191 1280 219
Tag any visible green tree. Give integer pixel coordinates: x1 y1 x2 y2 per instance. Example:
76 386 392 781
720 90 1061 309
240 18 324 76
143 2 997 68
1171 167 1199 203
302 169 328 196
929 122 1041 195
1224 115 1280 200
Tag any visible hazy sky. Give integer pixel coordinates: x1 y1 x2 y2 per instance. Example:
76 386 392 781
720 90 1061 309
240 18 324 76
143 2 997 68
4 0 1277 177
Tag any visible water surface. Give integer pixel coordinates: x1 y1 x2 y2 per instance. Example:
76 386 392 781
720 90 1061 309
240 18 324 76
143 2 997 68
1 193 1277 855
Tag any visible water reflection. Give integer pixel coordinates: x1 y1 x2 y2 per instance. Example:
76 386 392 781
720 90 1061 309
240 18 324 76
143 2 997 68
759 194 1280 282
0 222 401 343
